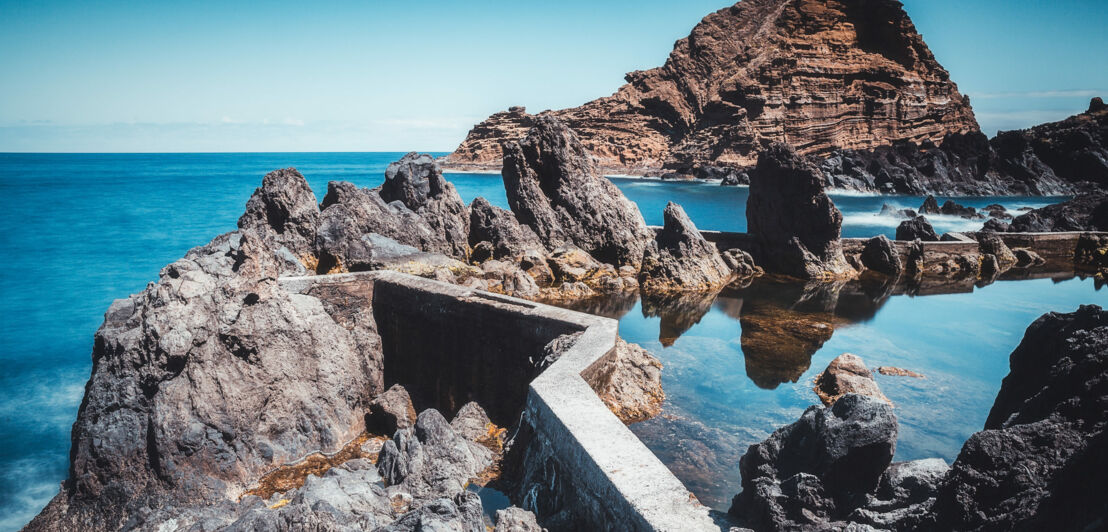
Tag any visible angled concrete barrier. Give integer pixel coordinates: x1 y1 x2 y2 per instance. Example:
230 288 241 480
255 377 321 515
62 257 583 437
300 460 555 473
280 270 717 531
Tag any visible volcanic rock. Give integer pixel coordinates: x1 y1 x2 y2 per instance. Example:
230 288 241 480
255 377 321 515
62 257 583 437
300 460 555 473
895 216 938 242
813 354 890 406
377 409 493 503
1012 248 1045 267
860 235 902 276
495 507 544 532
639 202 736 292
237 167 321 260
379 152 470 259
977 233 1017 268
919 195 940 215
468 196 546 262
366 384 418 436
747 143 854 280
929 305 1108 530
501 116 653 267
940 199 983 219
729 394 898 530
1006 191 1108 232
447 0 978 175
879 203 916 219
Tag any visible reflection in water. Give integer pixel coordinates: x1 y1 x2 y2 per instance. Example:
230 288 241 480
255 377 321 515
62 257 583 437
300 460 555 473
547 264 1104 510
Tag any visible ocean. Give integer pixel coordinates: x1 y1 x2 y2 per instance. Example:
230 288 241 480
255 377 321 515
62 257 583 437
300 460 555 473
0 152 1100 528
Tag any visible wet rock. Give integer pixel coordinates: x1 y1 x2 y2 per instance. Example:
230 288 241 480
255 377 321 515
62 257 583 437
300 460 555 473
582 338 664 424
977 233 1017 268
366 384 418 436
860 235 902 276
905 239 925 274
875 367 924 379
813 354 890 406
1007 191 1108 232
721 248 762 279
639 202 735 292
983 203 1010 219
501 116 653 268
1012 248 1045 267
468 196 546 262
895 216 938 242
237 167 320 260
719 169 750 186
879 203 916 219
495 506 544 532
919 195 940 215
981 218 1010 232
729 394 898 530
929 305 1108 530
940 199 983 219
747 143 854 280
1075 233 1108 274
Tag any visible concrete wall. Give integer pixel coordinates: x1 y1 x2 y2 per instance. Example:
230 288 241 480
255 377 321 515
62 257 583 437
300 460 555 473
280 271 717 531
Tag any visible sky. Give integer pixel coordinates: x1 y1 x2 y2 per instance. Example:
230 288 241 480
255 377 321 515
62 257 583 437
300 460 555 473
0 0 1105 153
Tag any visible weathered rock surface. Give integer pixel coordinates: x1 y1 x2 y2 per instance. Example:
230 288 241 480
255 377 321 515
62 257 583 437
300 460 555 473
860 235 902 276
582 339 665 424
379 152 471 259
366 384 418 436
468 196 546 262
918 195 940 215
237 167 321 259
447 0 978 177
377 409 493 504
639 202 737 292
494 506 544 532
501 116 653 267
895 215 938 242
822 98 1108 194
1005 191 1108 232
940 199 983 219
729 394 898 530
928 305 1108 530
747 143 854 280
813 354 890 406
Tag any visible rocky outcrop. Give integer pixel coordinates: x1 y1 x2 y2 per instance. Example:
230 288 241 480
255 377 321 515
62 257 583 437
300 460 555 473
1006 191 1108 232
747 143 855 280
895 215 938 241
237 167 320 258
379 153 470 259
501 116 653 268
447 0 977 177
468 196 546 262
494 507 544 532
929 305 1108 530
729 394 898 530
813 353 890 406
860 235 902 275
366 384 418 436
639 202 740 292
822 98 1108 194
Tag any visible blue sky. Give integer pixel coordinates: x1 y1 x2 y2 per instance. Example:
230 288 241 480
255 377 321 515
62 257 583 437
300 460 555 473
0 0 1104 152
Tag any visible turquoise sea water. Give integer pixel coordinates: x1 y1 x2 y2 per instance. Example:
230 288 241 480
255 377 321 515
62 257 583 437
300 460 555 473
0 153 1101 529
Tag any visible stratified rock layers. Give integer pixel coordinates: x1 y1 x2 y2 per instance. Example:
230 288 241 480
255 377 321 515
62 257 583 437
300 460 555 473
447 0 977 174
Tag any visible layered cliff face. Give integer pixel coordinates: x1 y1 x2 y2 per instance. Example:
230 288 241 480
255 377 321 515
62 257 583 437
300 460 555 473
446 0 978 175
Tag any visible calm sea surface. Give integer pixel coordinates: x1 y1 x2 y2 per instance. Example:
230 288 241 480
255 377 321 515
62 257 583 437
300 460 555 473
0 153 1102 527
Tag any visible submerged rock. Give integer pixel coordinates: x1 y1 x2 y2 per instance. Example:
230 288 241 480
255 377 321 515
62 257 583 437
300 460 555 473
747 143 854 280
813 354 890 406
501 116 653 268
639 202 736 292
895 216 938 242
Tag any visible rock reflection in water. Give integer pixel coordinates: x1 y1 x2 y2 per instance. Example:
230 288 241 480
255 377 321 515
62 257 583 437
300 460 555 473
641 290 723 347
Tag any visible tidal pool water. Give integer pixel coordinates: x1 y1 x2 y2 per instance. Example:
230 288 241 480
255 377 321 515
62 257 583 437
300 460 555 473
0 152 1098 529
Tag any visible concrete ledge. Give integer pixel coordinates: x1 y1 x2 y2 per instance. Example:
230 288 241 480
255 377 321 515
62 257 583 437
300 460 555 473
279 270 716 530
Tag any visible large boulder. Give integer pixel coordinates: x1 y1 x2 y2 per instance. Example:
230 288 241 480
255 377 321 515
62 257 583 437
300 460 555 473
376 409 493 504
860 235 902 276
729 394 898 530
468 196 546 262
895 216 938 242
930 305 1108 530
918 195 941 215
501 116 653 268
581 338 665 424
746 143 854 280
379 152 471 259
639 202 736 292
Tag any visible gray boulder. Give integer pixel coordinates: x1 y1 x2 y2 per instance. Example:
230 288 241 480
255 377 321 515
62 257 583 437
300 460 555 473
237 167 320 262
639 202 735 292
501 116 653 268
377 409 493 503
860 235 902 276
495 506 544 532
468 196 546 262
895 216 938 242
366 384 418 436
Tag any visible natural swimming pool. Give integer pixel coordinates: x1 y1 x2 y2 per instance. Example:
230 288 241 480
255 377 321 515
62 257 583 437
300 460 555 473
0 152 1100 529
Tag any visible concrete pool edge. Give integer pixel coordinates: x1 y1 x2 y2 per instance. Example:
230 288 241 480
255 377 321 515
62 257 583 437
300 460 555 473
279 270 718 531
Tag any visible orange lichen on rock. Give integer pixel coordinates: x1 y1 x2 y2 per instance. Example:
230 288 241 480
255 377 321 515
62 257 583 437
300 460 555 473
242 432 388 501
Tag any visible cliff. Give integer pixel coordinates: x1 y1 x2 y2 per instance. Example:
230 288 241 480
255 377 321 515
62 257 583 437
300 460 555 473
445 0 979 176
